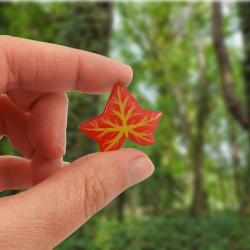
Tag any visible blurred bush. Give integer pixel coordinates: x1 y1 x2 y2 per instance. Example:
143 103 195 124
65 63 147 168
55 217 250 250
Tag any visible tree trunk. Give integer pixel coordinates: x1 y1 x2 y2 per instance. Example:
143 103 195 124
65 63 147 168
215 146 228 207
228 117 242 204
212 2 248 130
212 2 250 215
190 40 209 217
238 2 250 216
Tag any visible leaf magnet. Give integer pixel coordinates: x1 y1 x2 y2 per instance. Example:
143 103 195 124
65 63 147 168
78 83 162 152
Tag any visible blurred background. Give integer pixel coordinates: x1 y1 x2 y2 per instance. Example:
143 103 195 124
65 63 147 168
1 1 250 249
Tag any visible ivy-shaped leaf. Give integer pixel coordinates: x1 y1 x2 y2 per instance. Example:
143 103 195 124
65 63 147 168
78 83 162 152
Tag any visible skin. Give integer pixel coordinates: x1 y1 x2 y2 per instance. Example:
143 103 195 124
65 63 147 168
0 36 154 249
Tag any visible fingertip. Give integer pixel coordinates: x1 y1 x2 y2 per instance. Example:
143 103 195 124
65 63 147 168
127 156 154 186
122 65 133 88
77 56 133 94
112 148 154 186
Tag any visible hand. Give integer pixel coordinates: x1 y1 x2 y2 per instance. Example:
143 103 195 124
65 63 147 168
0 36 154 249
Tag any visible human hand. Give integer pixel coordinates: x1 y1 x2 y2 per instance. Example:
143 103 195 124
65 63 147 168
0 36 154 249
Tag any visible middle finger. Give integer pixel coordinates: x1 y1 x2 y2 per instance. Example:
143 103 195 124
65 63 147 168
0 95 34 159
7 89 68 159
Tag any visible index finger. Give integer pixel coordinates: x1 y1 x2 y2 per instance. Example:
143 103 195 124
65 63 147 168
0 36 133 94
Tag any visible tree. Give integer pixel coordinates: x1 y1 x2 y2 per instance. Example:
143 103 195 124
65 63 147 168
190 39 210 217
212 2 248 129
212 2 250 215
238 2 250 216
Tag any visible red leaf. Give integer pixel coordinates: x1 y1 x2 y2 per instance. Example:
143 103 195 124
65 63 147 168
78 83 162 152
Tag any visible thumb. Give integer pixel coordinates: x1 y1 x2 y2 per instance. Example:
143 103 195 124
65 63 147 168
0 149 154 249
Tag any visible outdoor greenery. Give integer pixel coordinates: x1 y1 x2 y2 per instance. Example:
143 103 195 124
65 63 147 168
1 2 250 249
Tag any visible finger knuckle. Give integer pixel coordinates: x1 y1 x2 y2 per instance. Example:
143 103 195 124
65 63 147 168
84 169 107 218
0 37 9 91
72 165 108 221
0 36 21 91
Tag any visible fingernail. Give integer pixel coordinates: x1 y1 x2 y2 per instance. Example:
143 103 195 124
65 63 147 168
127 157 154 186
57 131 66 155
125 65 133 83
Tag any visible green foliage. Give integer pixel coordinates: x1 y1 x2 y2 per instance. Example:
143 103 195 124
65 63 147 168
55 217 250 250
